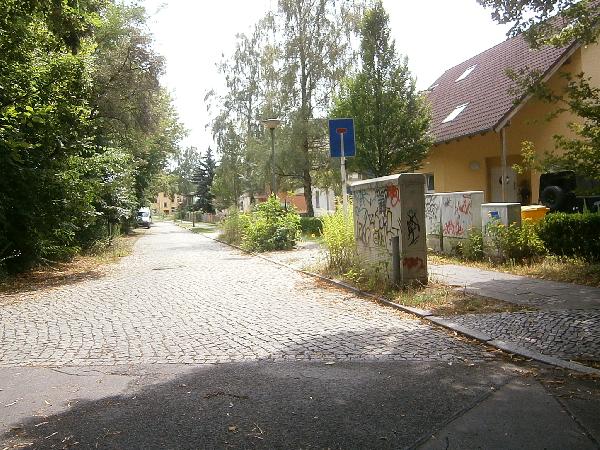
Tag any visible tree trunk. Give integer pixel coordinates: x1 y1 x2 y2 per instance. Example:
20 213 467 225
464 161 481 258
303 166 314 217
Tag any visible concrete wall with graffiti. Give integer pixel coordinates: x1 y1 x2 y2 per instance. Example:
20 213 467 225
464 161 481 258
425 191 484 253
351 174 427 284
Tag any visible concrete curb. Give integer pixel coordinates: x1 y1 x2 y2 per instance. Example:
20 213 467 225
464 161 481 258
193 228 600 376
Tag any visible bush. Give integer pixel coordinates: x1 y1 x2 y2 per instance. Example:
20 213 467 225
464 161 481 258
241 196 300 252
321 206 356 273
300 216 323 236
487 219 546 263
218 207 249 246
458 228 485 261
537 212 600 261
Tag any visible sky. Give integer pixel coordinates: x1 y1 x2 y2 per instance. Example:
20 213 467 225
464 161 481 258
142 0 512 152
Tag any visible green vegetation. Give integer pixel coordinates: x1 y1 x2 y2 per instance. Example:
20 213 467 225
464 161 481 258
332 1 432 176
477 0 599 48
0 2 183 274
218 197 301 252
437 212 600 286
537 212 600 261
192 147 217 214
300 217 323 237
487 219 546 263
458 213 599 265
242 196 301 252
457 228 485 262
209 1 434 215
218 208 249 247
321 206 356 274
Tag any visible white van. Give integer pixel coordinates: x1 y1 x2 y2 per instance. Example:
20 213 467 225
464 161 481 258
136 207 152 228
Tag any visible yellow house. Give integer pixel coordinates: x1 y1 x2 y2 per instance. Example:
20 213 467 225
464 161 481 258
152 192 185 215
421 33 600 204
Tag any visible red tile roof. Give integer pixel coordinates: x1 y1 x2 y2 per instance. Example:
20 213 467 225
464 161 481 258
426 34 577 144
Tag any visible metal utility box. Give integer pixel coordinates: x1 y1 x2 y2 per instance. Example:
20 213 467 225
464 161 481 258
351 174 427 285
482 203 522 231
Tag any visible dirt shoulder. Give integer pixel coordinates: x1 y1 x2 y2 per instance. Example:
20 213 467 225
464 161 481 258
0 231 142 296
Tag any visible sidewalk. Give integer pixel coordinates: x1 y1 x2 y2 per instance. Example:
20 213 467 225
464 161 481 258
429 264 600 373
257 240 600 374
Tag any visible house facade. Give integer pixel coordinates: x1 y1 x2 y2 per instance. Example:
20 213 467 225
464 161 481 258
152 192 185 215
420 33 600 204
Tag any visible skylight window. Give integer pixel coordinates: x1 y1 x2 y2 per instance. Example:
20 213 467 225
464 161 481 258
455 65 476 82
442 103 468 123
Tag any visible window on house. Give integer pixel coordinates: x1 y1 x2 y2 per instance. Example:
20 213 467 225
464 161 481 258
442 103 468 123
455 64 476 82
314 190 320 209
163 201 168 208
425 173 435 193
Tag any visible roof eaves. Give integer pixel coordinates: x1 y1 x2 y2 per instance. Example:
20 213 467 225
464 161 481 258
433 126 495 146
493 41 580 132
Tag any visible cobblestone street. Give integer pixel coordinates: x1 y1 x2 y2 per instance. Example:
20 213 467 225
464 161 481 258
267 241 600 368
0 222 487 367
452 310 600 362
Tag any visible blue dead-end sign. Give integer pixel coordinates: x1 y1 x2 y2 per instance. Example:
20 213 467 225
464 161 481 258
329 118 356 157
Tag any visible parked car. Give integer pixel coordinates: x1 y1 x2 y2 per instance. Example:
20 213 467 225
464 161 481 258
136 207 152 228
539 171 600 213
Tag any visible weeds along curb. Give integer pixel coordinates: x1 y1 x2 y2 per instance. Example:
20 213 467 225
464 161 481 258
194 229 600 376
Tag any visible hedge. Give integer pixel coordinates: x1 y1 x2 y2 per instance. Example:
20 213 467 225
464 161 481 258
300 216 323 236
537 212 600 261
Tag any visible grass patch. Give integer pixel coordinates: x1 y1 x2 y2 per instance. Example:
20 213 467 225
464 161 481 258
176 221 217 234
429 253 600 287
320 264 532 317
393 283 535 316
300 233 323 243
0 231 140 295
191 225 217 234
85 232 139 263
572 359 600 370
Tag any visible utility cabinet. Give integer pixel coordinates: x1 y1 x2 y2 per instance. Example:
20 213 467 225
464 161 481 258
351 174 427 285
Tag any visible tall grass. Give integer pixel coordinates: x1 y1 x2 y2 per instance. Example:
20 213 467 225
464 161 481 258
321 205 356 274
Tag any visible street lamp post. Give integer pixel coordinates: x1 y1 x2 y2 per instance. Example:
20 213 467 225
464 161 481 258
263 118 281 196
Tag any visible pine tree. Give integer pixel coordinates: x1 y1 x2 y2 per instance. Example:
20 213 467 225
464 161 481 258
192 148 217 213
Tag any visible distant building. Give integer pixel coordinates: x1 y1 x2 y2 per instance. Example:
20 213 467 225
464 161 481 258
239 187 336 217
152 192 185 215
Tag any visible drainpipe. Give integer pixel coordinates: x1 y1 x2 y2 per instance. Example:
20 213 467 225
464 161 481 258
501 126 508 202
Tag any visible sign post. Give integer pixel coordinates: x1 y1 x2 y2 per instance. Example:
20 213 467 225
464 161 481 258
338 127 348 214
328 118 355 215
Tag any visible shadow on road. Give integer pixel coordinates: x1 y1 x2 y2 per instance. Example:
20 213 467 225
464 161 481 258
1 360 512 449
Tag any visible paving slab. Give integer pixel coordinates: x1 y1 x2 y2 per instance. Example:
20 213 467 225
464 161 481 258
418 378 597 450
430 264 600 310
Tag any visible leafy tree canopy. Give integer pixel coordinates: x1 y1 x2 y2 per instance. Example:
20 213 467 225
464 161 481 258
0 1 183 273
477 0 600 47
332 1 432 177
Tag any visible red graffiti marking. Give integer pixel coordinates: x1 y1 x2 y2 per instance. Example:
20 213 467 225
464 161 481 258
456 196 472 215
403 257 425 270
443 220 464 237
386 185 400 207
